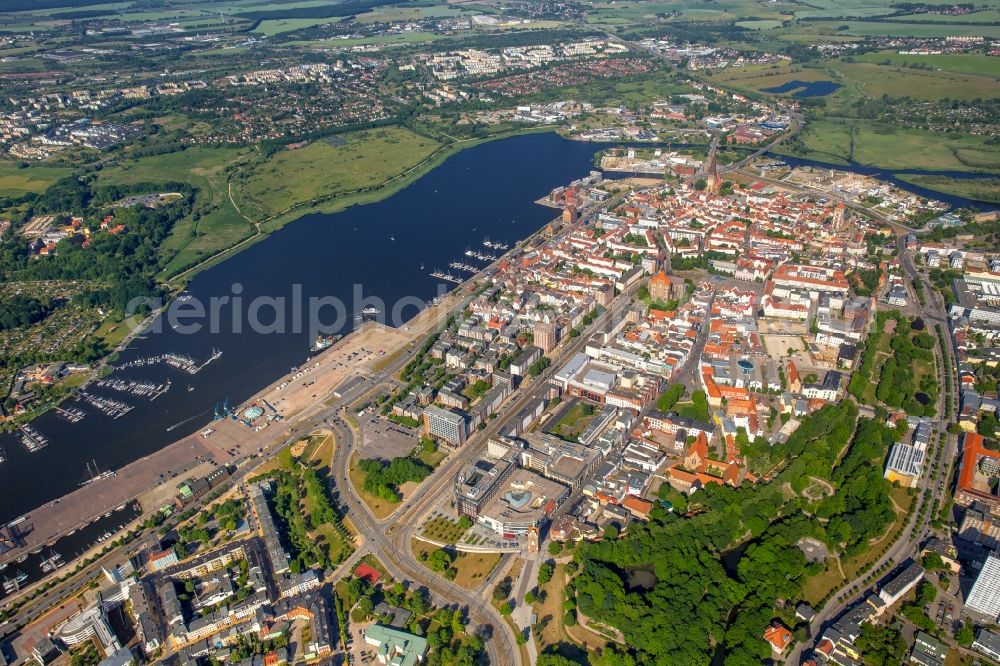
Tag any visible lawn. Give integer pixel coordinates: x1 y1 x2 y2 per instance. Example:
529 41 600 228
548 402 597 441
533 561 608 654
411 538 501 590
236 127 441 221
93 316 134 349
0 160 71 198
414 445 446 469
421 515 469 544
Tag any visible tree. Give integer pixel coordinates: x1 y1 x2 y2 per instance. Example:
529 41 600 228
537 654 578 666
956 622 975 647
525 589 536 605
498 601 512 616
856 624 906 666
548 541 563 556
428 548 453 573
537 562 554 586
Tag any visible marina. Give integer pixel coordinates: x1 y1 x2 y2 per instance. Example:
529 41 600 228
17 425 48 453
114 348 222 375
448 261 479 274
54 407 86 423
94 377 171 400
464 248 497 262
430 269 463 284
3 570 27 594
39 550 62 573
77 392 134 419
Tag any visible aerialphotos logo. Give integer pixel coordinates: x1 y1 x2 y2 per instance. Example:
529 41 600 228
124 282 452 339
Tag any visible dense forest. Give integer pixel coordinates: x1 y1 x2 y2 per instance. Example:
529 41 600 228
564 400 899 664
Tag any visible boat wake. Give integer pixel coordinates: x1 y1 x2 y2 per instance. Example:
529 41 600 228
166 410 211 432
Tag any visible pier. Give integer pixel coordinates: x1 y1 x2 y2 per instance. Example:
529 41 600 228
77 392 134 420
114 349 222 375
95 377 171 400
54 407 85 423
448 261 478 274
430 269 463 284
17 425 48 453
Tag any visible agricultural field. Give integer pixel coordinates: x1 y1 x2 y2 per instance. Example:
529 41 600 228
831 60 999 100
235 127 441 221
706 62 837 92
821 20 1000 38
850 51 1000 77
252 17 343 36
290 31 444 48
890 9 1000 22
583 0 791 26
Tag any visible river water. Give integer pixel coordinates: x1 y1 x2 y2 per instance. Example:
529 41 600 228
0 132 997 527
0 132 607 525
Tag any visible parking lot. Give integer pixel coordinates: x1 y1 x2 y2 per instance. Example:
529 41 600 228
357 411 419 461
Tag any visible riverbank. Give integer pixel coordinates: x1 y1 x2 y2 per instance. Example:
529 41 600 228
0 319 421 566
897 174 1000 205
164 125 555 285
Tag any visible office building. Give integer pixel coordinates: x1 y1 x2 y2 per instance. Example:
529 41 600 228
423 405 468 446
455 457 514 519
966 553 1000 621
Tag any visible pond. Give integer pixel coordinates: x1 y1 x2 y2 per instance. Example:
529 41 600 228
626 565 658 592
762 79 843 98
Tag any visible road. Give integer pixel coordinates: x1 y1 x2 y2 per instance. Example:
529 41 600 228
318 283 643 666
785 210 958 665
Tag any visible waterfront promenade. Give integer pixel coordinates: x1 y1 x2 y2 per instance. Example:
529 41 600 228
0 313 444 566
